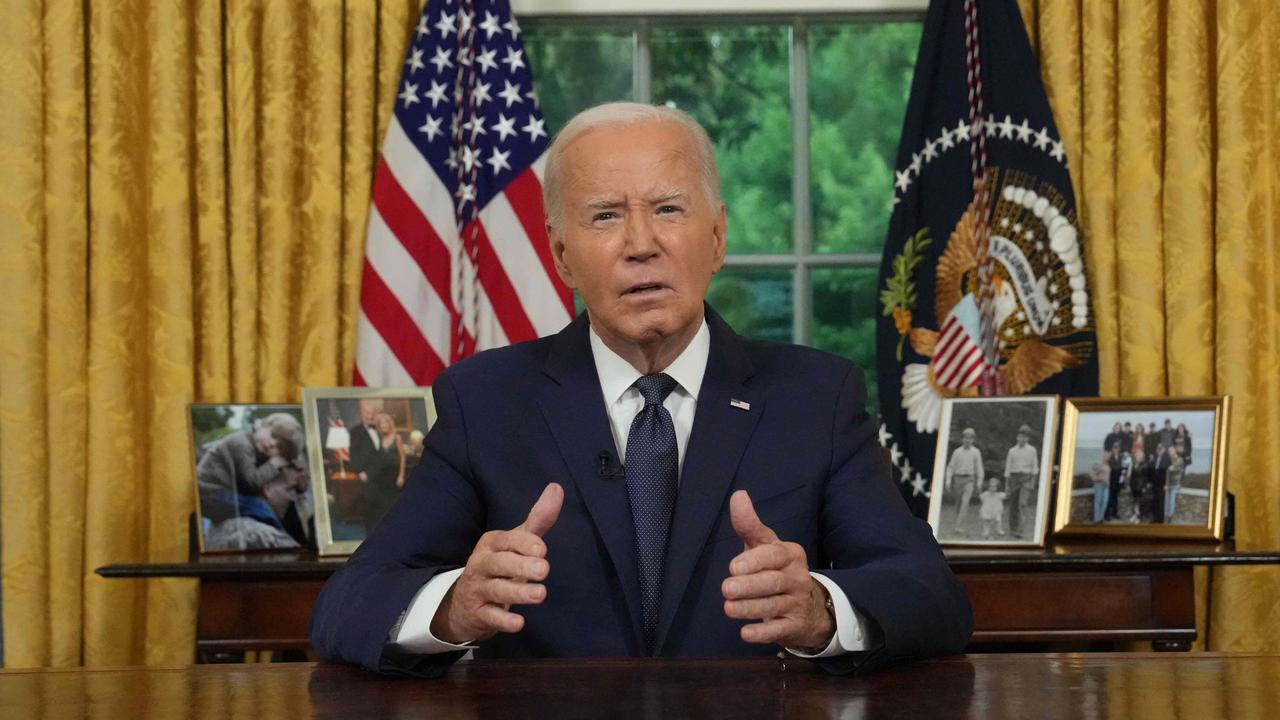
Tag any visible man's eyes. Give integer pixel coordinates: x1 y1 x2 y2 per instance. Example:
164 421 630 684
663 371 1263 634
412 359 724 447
593 211 618 222
657 205 681 214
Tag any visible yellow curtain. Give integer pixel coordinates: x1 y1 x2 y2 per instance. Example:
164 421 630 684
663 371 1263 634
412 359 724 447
0 0 423 667
1020 0 1280 650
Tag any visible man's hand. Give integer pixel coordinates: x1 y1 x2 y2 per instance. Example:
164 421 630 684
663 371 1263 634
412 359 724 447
430 483 564 644
721 490 834 649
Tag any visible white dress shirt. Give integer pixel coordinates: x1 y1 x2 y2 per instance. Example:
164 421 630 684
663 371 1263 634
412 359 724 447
391 318 874 658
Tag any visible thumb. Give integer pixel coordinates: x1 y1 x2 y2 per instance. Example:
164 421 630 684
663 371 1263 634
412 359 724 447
730 490 776 548
519 482 564 537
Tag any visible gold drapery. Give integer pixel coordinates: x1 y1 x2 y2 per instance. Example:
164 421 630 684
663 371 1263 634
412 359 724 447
1019 0 1280 650
0 0 423 667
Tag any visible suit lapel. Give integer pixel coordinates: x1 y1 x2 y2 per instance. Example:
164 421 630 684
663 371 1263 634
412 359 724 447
536 315 645 652
655 310 763 653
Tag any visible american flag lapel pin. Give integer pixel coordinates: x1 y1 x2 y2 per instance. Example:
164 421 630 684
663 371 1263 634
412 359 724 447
729 398 751 411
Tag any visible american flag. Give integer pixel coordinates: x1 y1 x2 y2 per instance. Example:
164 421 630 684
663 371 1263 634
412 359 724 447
354 0 574 386
932 295 989 391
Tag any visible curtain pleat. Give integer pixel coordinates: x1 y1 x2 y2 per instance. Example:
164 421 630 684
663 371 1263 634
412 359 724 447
0 0 417 667
1030 0 1280 652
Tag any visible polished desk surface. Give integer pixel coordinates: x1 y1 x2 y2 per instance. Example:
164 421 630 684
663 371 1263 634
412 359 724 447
3 654 1278 719
95 540 1280 579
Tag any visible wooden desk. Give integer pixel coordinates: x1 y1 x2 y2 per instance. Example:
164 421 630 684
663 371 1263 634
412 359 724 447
3 654 1279 718
97 542 1280 658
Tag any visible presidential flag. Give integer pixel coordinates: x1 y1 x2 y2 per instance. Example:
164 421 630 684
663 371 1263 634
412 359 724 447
355 0 573 386
876 0 1099 517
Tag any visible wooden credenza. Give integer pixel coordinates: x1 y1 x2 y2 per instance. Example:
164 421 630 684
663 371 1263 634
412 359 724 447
97 542 1280 658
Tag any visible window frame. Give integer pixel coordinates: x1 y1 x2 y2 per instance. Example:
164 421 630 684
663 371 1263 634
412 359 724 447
522 9 925 346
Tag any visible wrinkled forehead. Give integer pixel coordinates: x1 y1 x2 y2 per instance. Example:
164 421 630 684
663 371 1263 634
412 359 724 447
562 122 702 196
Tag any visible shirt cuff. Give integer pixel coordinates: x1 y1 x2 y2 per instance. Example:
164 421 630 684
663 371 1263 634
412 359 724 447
785 572 877 659
388 567 475 654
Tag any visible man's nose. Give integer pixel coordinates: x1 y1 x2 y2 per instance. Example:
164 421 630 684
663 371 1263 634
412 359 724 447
622 210 659 261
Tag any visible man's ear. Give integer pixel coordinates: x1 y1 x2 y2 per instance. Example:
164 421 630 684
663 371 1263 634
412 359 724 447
710 202 728 273
549 224 577 288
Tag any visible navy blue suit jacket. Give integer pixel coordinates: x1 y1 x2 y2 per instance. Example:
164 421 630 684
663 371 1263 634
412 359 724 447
310 308 972 675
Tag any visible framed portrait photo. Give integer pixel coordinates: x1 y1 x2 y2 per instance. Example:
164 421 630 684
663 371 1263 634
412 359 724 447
928 396 1059 547
189 403 315 554
1053 396 1230 540
303 387 436 556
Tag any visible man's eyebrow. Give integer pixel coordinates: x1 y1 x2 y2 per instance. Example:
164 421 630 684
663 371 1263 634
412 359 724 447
584 197 625 210
647 189 687 204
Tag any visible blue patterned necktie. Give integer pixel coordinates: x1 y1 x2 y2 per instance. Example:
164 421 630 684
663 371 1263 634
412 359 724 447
624 372 679 653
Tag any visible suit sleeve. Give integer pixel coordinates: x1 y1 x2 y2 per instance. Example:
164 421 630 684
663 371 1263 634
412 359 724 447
810 365 973 675
309 373 484 676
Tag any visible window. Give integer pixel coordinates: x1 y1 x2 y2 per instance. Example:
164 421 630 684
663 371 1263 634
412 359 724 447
524 11 923 409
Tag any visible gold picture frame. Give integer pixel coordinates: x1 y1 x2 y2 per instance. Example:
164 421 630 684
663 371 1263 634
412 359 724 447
1053 396 1230 540
927 396 1060 547
303 386 436 556
188 403 312 554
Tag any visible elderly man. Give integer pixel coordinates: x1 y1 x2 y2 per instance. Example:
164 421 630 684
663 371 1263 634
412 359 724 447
310 102 972 676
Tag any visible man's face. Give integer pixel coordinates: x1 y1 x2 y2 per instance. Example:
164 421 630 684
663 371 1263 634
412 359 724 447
962 435 974 447
1016 434 1027 446
550 120 727 349
359 400 379 425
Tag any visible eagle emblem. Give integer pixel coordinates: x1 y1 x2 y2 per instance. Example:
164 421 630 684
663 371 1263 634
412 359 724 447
886 169 1094 434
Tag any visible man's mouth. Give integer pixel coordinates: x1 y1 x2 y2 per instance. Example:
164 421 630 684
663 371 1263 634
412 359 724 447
623 282 667 296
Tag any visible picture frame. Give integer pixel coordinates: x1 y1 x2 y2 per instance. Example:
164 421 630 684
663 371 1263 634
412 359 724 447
189 403 315 554
303 387 436 556
927 396 1059 547
1053 396 1230 540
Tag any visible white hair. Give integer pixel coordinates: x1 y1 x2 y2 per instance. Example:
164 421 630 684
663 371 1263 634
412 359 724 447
542 102 722 235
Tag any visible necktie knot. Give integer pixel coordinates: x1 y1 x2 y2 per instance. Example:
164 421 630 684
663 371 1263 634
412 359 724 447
634 373 678 407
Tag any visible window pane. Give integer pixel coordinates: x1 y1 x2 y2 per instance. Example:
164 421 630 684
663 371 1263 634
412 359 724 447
809 22 922 254
524 26 634 135
812 267 880 411
708 267 792 343
651 26 792 254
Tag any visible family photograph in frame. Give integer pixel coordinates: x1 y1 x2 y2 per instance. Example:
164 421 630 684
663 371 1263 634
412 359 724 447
928 396 1058 547
1054 396 1229 540
189 403 315 553
303 387 436 556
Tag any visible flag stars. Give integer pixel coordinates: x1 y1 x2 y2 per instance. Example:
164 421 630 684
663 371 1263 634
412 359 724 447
398 81 420 108
457 183 476 204
458 9 473 35
522 115 547 142
476 47 498 73
909 152 922 176
502 46 526 73
939 126 955 150
1015 119 1033 142
498 80 524 107
471 81 492 107
1050 140 1066 162
493 113 518 142
922 138 939 162
504 16 522 38
479 10 502 39
1034 126 1052 150
434 11 457 38
999 114 1016 139
406 47 426 74
955 118 971 141
430 46 452 73
419 114 443 142
895 169 911 193
487 148 512 174
424 80 448 108
460 145 479 173
415 15 430 39
463 116 487 141
878 423 891 447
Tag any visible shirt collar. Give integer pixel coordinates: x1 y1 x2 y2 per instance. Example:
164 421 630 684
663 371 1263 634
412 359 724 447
589 319 710 405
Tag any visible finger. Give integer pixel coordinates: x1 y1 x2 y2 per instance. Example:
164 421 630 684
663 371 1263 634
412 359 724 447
476 604 526 634
740 618 802 645
476 550 549 582
482 578 547 606
484 529 548 559
721 570 790 600
730 490 778 548
729 543 792 576
519 482 564 538
723 595 789 621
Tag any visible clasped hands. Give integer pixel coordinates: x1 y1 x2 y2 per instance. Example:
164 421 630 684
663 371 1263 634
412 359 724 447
431 484 835 650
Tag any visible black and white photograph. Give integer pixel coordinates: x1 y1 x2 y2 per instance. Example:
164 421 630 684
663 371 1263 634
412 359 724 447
303 387 435 555
928 397 1058 547
190 403 315 553
1054 397 1230 540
